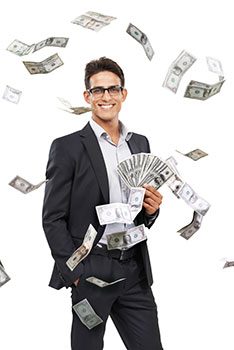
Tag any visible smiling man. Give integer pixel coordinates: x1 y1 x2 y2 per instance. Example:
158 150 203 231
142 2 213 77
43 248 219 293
42 57 164 350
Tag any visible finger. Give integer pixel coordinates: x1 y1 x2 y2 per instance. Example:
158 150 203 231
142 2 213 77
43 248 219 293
144 191 162 205
144 189 161 202
144 197 161 209
143 184 163 199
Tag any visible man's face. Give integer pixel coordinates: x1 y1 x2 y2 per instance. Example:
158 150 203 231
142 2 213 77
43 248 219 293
83 71 127 123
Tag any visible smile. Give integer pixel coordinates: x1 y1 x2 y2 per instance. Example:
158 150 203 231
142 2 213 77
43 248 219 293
98 104 115 110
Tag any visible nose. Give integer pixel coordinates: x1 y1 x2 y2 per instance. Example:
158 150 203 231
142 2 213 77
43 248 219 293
102 89 112 100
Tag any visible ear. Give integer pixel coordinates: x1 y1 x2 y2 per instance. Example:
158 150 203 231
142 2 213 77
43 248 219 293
121 88 128 102
83 90 91 104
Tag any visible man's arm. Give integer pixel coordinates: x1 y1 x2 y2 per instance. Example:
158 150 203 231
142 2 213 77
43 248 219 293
42 138 84 288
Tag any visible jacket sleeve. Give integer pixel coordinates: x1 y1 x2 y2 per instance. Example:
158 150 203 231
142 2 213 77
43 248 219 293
42 138 84 288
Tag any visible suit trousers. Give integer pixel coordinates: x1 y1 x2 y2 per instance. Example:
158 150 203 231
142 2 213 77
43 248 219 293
70 249 163 350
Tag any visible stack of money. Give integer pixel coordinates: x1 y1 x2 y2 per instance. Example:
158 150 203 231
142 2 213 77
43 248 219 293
9 175 47 194
66 224 97 271
71 11 116 31
2 85 22 104
163 50 196 93
176 149 208 161
106 224 147 250
23 53 63 74
73 298 103 330
117 153 174 190
86 276 126 288
184 56 225 100
96 187 145 226
57 97 94 115
0 261 11 288
7 37 69 56
126 23 154 61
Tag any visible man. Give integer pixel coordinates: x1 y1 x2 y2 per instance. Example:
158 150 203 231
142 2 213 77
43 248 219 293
42 57 164 350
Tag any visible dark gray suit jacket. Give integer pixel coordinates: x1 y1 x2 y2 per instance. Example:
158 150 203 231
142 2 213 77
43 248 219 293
42 122 159 289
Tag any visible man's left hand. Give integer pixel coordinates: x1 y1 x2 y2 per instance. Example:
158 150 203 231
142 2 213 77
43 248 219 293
142 184 163 215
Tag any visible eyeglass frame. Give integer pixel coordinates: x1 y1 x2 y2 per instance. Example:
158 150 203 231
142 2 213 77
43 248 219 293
87 85 124 97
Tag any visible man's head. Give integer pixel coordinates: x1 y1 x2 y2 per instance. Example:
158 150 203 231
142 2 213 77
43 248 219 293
83 57 127 124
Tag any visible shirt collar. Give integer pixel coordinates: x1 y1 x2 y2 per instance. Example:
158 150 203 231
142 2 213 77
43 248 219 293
89 118 132 142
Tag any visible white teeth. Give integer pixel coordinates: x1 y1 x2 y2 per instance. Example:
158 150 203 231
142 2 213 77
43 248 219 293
100 105 113 109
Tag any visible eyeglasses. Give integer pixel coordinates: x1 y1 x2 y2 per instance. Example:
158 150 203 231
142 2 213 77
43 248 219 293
87 85 124 97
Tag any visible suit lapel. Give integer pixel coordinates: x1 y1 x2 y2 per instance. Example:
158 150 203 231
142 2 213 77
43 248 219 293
79 123 109 203
127 135 142 154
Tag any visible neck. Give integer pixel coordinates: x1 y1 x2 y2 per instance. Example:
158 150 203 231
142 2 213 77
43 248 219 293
92 116 120 145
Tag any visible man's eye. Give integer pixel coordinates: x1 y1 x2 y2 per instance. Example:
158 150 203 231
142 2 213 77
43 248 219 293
92 88 103 94
110 87 120 93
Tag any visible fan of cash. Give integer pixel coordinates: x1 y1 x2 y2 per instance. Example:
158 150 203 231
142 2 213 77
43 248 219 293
117 153 174 190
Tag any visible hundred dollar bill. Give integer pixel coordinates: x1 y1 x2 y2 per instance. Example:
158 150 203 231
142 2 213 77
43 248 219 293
0 263 11 288
223 261 234 269
126 23 154 61
71 11 116 32
66 224 97 271
6 39 34 56
178 183 210 216
96 203 133 225
2 85 22 104
33 37 69 52
86 276 126 287
206 57 224 76
73 298 103 330
106 224 147 250
57 97 94 115
23 53 63 74
184 79 225 100
178 211 203 240
163 50 196 93
8 175 47 194
176 149 208 161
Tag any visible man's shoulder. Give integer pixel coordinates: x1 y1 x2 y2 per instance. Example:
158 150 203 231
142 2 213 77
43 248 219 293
131 132 149 145
51 122 90 147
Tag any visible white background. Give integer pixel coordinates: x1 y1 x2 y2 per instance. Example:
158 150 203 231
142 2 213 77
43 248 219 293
0 0 234 349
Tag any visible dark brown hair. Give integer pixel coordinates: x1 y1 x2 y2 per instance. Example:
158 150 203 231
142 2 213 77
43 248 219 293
84 57 125 89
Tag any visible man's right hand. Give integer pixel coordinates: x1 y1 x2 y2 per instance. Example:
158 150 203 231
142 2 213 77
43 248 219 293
74 277 80 287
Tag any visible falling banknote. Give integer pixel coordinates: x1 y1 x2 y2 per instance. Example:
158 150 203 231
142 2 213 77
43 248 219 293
0 262 11 288
223 261 234 269
6 39 34 56
86 276 126 287
57 97 95 115
66 224 97 271
106 224 147 250
96 187 145 225
71 11 116 32
33 37 69 52
163 50 196 93
206 57 224 76
23 53 63 74
176 149 208 161
177 211 203 240
184 79 225 100
6 37 69 56
73 298 103 330
126 23 154 61
8 175 47 194
2 85 22 104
